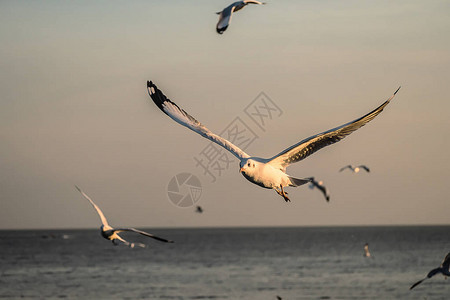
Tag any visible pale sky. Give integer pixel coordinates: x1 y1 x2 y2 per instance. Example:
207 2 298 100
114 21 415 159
1 0 449 229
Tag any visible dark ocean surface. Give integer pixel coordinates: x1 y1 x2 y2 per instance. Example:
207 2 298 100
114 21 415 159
0 226 449 299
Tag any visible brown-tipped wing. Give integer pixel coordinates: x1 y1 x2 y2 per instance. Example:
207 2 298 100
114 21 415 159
147 81 250 160
268 87 400 170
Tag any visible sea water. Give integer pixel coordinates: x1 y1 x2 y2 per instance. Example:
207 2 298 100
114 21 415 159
0 226 449 299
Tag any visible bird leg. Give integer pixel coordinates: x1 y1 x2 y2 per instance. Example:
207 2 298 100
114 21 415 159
275 185 290 202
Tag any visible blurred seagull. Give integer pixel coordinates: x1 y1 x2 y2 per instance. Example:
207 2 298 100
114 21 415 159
75 186 174 247
364 243 371 257
147 81 400 202
306 177 330 202
410 252 450 290
339 165 370 173
216 0 265 34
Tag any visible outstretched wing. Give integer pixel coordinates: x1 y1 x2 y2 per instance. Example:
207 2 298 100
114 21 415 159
339 165 353 172
216 3 235 34
147 81 250 160
75 186 109 227
410 266 443 290
359 165 371 172
216 1 265 34
410 277 427 290
116 228 174 243
268 87 401 170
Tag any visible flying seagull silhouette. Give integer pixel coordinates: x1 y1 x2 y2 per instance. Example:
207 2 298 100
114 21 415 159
339 165 370 173
306 177 330 202
216 0 265 34
410 252 450 290
75 186 174 247
147 81 400 202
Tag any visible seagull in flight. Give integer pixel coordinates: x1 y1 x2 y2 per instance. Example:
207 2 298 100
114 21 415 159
75 186 174 247
147 81 400 202
306 177 330 202
339 165 370 173
216 0 265 34
410 252 450 290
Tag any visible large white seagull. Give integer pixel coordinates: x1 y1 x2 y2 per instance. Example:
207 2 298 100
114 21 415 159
147 81 400 202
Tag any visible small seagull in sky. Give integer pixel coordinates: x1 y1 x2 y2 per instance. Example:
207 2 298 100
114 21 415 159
339 165 370 173
75 186 174 247
306 177 330 202
216 0 265 34
147 81 400 202
410 252 450 290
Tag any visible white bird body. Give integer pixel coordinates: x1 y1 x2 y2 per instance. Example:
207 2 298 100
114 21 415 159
147 81 400 202
240 158 290 189
75 186 174 247
216 0 265 34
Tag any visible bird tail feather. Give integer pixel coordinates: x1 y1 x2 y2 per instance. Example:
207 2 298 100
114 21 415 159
288 176 311 187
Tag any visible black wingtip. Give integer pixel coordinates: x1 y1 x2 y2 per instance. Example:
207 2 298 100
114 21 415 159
216 25 227 34
146 80 167 111
409 279 423 290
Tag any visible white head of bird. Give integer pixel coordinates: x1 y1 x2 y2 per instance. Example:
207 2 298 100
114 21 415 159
239 158 264 182
239 158 257 173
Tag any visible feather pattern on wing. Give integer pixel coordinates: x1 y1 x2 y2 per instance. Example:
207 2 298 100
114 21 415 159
147 81 250 160
268 87 400 170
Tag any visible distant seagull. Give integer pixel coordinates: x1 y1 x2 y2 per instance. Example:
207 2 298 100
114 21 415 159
148 81 400 202
216 0 265 34
75 186 174 247
364 243 371 257
195 205 204 213
339 165 370 173
306 177 330 202
410 252 450 290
